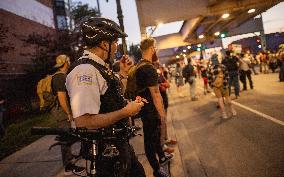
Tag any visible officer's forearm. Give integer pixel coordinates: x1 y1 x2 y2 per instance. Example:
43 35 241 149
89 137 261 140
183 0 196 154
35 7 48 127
74 109 129 129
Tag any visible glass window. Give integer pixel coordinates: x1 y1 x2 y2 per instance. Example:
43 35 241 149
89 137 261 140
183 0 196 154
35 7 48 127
55 0 64 7
57 15 67 29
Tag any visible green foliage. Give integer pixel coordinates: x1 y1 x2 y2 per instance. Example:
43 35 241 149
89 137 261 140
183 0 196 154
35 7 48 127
0 113 56 160
71 2 100 25
0 24 15 58
23 33 58 98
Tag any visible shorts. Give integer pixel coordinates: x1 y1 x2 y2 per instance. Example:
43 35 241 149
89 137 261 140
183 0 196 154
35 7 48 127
213 87 229 98
202 77 208 85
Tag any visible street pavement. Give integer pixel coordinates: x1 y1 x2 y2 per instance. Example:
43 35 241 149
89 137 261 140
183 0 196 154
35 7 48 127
0 72 283 177
167 72 284 177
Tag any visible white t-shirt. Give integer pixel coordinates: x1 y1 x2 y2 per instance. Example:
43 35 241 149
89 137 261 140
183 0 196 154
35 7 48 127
66 51 108 118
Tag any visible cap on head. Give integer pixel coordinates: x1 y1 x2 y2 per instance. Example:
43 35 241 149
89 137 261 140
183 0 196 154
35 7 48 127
81 17 127 47
54 54 70 68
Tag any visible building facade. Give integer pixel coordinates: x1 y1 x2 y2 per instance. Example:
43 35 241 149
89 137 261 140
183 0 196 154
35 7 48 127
0 0 71 80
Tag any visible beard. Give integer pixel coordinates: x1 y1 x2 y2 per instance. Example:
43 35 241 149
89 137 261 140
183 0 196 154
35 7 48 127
152 52 158 62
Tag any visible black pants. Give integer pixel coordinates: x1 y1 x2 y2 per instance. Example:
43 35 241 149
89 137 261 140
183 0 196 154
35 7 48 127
95 142 145 177
141 113 165 172
160 91 169 112
240 70 253 90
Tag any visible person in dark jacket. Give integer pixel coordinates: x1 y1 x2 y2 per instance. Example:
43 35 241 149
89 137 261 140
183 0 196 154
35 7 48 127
222 51 240 99
182 58 198 101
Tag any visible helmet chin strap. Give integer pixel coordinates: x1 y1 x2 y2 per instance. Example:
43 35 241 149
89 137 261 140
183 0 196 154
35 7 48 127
98 42 113 69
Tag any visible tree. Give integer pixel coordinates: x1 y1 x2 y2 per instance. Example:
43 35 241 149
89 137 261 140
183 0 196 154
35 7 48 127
128 43 142 63
0 24 15 62
70 2 100 25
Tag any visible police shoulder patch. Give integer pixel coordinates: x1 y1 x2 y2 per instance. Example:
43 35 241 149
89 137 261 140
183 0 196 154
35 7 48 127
77 74 93 85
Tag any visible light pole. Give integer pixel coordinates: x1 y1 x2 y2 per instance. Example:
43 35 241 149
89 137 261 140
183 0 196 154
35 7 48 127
96 0 101 16
115 0 127 54
106 0 127 54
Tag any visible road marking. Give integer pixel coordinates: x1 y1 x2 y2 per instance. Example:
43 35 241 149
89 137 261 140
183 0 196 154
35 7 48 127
197 86 284 127
231 101 284 126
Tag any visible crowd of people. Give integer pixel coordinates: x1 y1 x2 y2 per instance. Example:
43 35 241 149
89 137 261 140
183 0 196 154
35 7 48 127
164 45 284 119
2 15 284 177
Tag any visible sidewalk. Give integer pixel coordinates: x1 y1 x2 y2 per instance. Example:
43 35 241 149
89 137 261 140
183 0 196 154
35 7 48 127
0 111 186 177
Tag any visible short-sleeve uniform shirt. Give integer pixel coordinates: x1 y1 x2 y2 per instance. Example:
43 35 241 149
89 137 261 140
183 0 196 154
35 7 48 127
66 50 108 118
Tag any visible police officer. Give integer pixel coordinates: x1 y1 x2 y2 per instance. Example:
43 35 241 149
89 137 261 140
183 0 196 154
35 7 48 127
66 17 145 177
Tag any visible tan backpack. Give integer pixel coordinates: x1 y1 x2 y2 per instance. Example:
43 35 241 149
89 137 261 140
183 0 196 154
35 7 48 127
36 72 62 111
213 67 224 88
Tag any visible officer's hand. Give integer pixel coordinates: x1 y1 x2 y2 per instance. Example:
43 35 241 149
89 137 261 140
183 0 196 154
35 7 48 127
124 101 144 116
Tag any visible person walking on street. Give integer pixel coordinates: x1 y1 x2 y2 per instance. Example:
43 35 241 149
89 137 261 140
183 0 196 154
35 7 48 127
51 54 85 175
239 53 254 91
66 17 146 177
261 52 269 74
245 50 258 75
182 58 198 101
201 65 210 94
136 37 173 177
222 51 240 99
278 44 284 82
175 63 184 97
208 63 237 119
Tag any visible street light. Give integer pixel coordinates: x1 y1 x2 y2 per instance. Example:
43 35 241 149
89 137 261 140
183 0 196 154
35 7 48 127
183 49 186 52
248 9 256 13
197 44 202 48
220 33 227 38
187 46 191 49
176 55 180 59
214 31 220 36
222 13 230 19
157 23 163 28
198 34 204 39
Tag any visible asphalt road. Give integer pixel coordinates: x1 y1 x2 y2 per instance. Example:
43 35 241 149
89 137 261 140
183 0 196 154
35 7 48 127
167 72 284 177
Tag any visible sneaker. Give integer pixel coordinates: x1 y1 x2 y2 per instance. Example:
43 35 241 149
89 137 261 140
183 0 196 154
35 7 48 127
165 139 177 146
222 112 229 119
231 108 237 116
153 167 170 177
159 153 174 166
163 145 174 154
64 164 85 176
